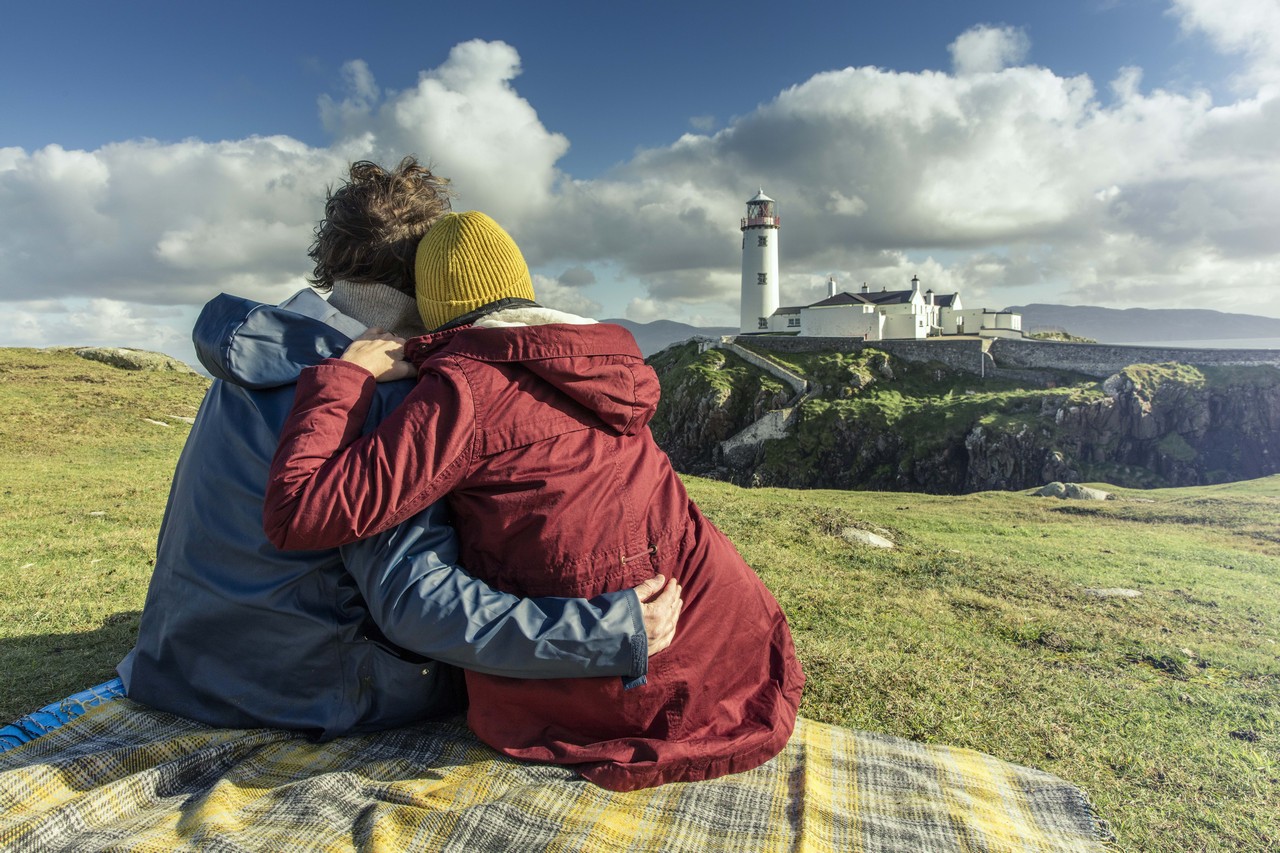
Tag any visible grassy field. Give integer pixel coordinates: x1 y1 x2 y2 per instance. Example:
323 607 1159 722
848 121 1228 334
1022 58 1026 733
2 347 1278 850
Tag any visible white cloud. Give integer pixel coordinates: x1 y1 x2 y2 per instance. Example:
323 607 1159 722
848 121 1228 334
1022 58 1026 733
538 9 1280 319
556 265 597 288
827 191 868 216
320 40 569 223
0 136 342 307
4 13 1280 365
0 40 574 361
1170 0 1280 88
625 298 668 324
7 299 199 363
949 25 1031 76
530 273 602 318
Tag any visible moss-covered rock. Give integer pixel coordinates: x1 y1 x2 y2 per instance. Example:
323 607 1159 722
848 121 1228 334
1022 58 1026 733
649 343 789 472
69 347 196 374
649 345 1280 493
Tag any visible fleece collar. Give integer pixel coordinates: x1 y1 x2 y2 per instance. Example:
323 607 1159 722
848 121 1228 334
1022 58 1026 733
404 311 637 367
473 305 599 329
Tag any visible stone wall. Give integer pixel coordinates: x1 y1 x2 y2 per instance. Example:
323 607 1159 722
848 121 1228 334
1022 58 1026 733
988 338 1280 377
705 338 810 401
718 408 794 468
731 334 1280 379
733 335 991 376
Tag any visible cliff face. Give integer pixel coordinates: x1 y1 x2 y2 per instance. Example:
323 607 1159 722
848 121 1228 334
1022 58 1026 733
1051 365 1280 486
651 344 1280 493
648 343 792 471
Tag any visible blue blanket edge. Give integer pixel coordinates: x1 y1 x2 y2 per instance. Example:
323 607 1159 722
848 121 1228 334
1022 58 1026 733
0 679 125 755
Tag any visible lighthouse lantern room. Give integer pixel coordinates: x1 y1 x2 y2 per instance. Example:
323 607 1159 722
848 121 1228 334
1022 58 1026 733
739 189 780 333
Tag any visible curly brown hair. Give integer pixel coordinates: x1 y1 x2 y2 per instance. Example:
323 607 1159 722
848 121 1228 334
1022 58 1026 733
308 156 452 296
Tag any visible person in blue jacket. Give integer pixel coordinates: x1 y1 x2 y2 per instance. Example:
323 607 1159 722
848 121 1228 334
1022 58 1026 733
117 158 681 739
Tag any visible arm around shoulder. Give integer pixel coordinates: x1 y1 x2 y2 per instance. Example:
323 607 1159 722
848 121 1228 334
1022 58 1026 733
341 501 649 680
263 362 475 551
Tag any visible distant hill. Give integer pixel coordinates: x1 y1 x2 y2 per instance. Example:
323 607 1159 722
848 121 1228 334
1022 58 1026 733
603 318 737 356
1008 304 1280 343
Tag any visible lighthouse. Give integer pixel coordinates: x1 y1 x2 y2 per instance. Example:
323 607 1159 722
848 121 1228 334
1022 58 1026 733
739 190 780 333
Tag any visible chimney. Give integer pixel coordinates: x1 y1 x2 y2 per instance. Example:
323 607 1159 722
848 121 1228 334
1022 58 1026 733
911 275 921 294
827 276 837 298
926 288 934 306
861 282 869 294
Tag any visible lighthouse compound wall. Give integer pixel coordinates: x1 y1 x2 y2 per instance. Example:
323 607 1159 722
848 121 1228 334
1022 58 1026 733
732 335 1280 379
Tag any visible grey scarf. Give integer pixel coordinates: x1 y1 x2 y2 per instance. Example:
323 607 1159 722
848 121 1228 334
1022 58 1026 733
327 281 427 339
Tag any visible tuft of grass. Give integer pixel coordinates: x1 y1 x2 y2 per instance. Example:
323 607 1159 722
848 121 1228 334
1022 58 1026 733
1 347 1278 850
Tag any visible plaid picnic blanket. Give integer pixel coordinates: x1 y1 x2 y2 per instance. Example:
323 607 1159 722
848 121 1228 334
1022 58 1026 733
0 685 1110 852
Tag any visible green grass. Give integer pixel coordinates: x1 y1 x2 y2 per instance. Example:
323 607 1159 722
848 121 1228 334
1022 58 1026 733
2 347 1278 850
695 478 1280 850
0 348 207 713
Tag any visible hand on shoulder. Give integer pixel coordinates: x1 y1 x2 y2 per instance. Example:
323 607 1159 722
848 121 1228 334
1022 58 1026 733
341 328 416 382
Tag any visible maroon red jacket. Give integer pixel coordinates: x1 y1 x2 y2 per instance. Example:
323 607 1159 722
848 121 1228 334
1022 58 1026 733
264 314 804 791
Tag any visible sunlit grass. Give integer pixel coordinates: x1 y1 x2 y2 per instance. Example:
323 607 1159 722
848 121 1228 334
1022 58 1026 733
2 347 1277 850
692 477 1279 850
0 349 206 713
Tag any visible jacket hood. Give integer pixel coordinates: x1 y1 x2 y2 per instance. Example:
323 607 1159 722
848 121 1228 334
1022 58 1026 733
405 310 658 436
194 291 365 390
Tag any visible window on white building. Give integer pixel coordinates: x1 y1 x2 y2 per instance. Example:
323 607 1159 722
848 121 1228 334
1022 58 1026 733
787 317 800 328
757 272 767 286
758 317 768 329
757 235 768 247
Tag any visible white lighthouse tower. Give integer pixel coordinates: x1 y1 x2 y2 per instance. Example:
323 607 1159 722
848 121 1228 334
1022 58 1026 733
739 190 780 333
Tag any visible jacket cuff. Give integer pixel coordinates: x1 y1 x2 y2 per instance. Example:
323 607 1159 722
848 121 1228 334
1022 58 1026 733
620 587 648 690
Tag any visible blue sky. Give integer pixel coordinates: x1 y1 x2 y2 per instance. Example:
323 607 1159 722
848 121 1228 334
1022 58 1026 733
3 1 1232 172
2 0 1277 362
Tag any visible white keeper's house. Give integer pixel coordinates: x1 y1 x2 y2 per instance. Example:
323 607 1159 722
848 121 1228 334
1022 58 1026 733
737 191 1023 341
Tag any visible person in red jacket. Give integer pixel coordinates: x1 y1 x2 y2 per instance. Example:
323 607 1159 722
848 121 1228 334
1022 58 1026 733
265 211 804 792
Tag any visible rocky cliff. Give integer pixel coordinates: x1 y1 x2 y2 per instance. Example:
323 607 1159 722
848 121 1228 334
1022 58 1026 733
650 343 1280 493
648 343 792 470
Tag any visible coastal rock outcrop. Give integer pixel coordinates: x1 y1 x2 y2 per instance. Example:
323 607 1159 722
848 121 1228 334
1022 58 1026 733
648 344 790 472
651 343 1280 493
1035 482 1112 500
70 347 195 373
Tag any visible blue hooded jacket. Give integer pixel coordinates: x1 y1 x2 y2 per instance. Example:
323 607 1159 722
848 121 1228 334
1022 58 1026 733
118 290 645 739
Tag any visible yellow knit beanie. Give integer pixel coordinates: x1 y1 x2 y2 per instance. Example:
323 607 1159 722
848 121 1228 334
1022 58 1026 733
414 211 535 330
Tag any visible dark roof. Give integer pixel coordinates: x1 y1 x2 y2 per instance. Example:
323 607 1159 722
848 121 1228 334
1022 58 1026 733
807 292 870 308
799 289 961 311
772 305 803 315
857 289 916 305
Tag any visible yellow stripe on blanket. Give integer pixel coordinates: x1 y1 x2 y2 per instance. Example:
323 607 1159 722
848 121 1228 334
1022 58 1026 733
0 698 1109 852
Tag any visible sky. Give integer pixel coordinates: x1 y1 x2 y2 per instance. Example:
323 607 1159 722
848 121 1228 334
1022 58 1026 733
2 0 1278 364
